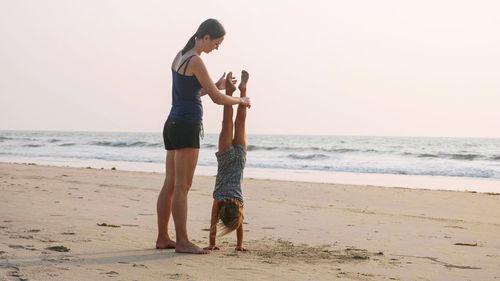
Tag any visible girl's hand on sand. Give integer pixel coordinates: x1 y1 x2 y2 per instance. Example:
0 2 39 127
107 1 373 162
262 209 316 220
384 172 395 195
240 97 251 108
215 72 237 90
235 246 249 251
203 245 220 250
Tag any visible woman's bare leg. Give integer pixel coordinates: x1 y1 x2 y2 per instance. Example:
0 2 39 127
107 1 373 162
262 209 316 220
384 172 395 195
234 70 249 147
156 151 176 249
218 72 237 153
171 147 208 254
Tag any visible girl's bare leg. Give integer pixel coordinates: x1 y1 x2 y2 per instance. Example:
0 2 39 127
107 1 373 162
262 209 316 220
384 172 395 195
218 72 237 153
234 70 249 147
171 148 208 254
156 151 177 249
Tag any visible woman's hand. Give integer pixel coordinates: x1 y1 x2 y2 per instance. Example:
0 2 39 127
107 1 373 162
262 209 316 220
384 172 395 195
215 72 237 90
240 97 251 108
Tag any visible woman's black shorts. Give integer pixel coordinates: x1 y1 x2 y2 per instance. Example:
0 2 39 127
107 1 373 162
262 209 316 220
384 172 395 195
163 118 201 150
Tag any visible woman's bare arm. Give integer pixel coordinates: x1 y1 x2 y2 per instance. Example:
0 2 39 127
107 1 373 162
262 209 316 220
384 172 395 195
190 57 249 106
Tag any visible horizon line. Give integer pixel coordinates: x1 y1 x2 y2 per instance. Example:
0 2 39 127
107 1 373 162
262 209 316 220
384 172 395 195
0 128 499 140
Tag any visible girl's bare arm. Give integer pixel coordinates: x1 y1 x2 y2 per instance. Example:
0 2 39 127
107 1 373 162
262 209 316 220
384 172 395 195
235 223 248 251
204 199 220 250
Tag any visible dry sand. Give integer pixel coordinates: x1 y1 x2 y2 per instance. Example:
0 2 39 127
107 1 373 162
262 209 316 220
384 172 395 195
0 162 499 280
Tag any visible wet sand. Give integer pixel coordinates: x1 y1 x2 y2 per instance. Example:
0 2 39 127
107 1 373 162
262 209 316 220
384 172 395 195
0 162 499 280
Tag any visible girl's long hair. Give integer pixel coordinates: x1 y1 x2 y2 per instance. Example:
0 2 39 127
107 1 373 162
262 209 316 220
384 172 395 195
217 198 243 236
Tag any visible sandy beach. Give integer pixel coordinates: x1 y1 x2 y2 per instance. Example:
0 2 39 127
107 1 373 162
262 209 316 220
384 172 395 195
1 162 499 280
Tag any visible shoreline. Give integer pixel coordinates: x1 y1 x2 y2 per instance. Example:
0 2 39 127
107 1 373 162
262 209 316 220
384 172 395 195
1 156 499 193
1 162 499 280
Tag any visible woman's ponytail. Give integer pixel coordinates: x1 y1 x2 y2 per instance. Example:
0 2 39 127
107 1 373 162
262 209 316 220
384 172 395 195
181 34 197 55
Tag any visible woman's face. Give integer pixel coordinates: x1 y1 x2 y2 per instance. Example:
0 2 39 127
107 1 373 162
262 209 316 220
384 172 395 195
203 35 224 53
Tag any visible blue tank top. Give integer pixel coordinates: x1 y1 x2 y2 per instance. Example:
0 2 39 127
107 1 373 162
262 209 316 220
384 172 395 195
168 55 203 124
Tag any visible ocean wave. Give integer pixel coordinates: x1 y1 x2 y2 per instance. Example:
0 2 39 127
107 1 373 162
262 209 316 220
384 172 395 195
59 143 76 147
287 153 329 160
48 139 61 143
0 136 11 140
325 148 359 153
146 143 163 147
417 153 439 158
90 141 152 147
402 152 486 161
245 144 362 154
442 153 481 161
247 145 279 151
202 144 216 148
23 144 43 148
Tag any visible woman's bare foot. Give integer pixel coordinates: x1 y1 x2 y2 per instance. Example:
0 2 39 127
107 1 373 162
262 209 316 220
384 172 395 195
175 241 210 254
238 70 249 93
155 237 176 249
225 72 236 96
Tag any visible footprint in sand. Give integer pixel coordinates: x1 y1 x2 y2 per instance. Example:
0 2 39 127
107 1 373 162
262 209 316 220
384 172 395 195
11 234 33 240
445 225 466 229
102 271 119 276
46 246 70 252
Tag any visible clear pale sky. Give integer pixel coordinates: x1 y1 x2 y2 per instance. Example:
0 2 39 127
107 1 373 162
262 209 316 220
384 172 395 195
1 0 499 137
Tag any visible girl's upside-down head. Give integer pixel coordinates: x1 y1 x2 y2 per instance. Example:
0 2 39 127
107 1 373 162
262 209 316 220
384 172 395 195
217 198 243 236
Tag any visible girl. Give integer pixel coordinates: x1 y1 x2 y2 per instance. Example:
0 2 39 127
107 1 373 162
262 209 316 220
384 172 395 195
156 19 251 254
205 70 249 251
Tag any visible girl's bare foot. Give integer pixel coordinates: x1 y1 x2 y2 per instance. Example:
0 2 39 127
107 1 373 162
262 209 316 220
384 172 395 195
225 72 236 96
155 237 176 249
235 246 249 251
175 241 210 254
238 70 249 92
203 245 220 250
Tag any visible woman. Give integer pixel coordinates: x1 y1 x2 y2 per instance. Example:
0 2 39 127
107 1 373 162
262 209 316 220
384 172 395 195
156 19 251 254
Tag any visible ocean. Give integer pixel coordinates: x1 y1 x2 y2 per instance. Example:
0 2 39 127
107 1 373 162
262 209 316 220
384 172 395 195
1 130 499 192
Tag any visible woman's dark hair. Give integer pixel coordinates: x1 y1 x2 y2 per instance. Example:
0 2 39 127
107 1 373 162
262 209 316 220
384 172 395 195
181 19 226 55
